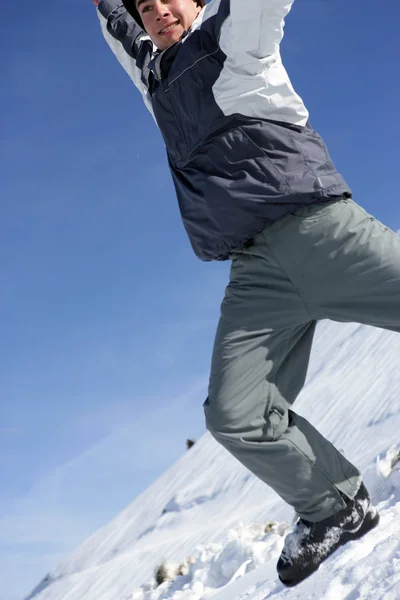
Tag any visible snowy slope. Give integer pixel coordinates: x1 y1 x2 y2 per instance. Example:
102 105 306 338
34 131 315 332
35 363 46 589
26 321 400 600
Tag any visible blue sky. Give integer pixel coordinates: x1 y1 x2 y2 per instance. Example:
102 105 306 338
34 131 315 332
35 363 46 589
1 0 399 598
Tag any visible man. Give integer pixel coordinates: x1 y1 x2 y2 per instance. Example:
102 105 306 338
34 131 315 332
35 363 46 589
94 0 400 586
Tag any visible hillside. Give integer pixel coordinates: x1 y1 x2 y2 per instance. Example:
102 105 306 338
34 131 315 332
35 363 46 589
26 320 400 600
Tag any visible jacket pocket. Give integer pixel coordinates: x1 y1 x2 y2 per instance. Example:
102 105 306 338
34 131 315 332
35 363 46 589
238 126 292 194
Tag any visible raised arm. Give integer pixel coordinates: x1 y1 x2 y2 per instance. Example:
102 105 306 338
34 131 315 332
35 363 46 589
220 0 295 67
96 0 153 98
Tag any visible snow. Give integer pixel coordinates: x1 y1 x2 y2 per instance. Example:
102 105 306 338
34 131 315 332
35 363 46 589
26 320 400 600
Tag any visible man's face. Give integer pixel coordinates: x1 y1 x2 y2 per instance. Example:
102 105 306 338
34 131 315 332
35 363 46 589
136 0 202 50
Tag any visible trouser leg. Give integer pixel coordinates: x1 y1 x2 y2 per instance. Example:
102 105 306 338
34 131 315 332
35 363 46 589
279 197 400 331
204 217 361 521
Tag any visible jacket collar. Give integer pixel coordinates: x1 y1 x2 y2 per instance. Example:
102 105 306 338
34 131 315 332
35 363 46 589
148 30 190 81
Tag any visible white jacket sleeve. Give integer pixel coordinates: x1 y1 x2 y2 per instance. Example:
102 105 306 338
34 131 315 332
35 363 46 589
224 0 295 66
97 0 155 116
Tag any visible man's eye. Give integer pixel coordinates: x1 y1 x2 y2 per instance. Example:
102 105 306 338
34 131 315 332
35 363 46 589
142 5 152 12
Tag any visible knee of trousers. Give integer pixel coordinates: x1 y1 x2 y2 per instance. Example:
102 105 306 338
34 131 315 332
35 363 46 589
203 395 288 443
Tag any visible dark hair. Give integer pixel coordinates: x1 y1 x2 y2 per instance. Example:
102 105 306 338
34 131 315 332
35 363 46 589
123 0 206 30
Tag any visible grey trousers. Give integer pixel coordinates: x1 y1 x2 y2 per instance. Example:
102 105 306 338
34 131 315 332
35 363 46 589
204 197 400 521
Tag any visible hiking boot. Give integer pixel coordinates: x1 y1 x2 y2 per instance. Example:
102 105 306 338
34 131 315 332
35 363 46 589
277 482 380 587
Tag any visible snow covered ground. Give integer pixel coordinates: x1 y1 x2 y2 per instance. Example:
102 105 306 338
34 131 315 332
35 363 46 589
26 321 400 600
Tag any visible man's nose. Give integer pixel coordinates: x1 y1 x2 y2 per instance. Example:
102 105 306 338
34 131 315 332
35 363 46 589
154 2 171 19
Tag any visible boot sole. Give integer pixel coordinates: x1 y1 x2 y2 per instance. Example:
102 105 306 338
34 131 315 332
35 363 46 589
278 508 380 587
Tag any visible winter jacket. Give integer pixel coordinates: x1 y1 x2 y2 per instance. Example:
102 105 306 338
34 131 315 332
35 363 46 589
97 0 351 261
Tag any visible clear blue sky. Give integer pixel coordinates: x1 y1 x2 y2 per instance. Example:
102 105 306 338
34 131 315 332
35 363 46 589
1 1 399 598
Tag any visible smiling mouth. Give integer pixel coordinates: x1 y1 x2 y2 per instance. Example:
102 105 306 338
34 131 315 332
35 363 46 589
159 22 179 34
